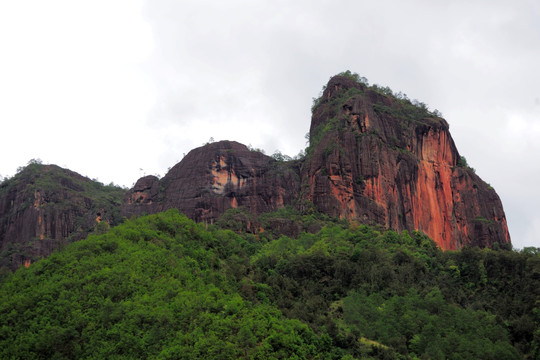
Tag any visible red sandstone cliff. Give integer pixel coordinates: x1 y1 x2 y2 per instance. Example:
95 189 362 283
302 75 510 249
1 75 511 262
0 163 125 270
123 75 510 249
121 76 510 249
122 141 301 224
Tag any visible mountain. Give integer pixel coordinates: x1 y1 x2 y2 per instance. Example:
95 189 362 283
0 162 125 270
303 74 510 249
123 73 510 250
0 73 535 359
0 209 537 359
0 73 511 269
121 140 301 224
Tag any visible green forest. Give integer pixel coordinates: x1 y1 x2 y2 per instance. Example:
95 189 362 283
1 208 538 359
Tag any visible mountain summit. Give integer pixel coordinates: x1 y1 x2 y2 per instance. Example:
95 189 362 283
123 73 510 250
0 163 125 269
0 73 511 269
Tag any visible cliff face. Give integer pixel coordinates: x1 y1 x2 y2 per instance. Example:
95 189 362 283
0 164 125 270
122 75 510 250
302 75 510 249
122 141 301 224
1 75 511 264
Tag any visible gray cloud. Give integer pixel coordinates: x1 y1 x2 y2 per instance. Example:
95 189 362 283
138 0 540 248
1 1 537 248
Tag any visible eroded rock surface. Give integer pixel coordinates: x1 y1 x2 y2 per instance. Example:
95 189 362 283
124 75 510 249
1 75 511 268
301 75 510 249
122 141 301 224
0 164 125 270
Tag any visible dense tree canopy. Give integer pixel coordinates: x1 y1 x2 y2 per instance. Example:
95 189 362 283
0 208 538 359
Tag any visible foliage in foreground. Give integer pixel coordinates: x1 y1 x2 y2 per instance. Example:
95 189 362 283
0 210 330 359
0 209 538 359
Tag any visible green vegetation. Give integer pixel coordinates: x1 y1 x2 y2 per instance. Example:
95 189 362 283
250 222 538 359
457 155 469 168
456 155 477 174
0 210 334 359
305 117 341 158
474 216 494 225
0 209 538 359
311 71 442 123
0 162 127 270
335 70 369 85
311 71 367 112
271 150 292 162
371 101 434 125
247 144 266 155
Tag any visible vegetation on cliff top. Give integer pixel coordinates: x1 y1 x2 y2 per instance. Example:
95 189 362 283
0 160 126 211
1 208 538 359
311 70 442 119
0 161 127 271
306 71 446 161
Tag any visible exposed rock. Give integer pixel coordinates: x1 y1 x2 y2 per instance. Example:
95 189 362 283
1 74 511 265
0 164 125 270
122 141 301 225
301 75 510 249
122 75 510 250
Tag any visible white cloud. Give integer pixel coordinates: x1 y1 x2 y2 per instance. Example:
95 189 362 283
0 0 155 185
0 0 538 248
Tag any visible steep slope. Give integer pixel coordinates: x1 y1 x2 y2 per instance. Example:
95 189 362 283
124 74 510 250
0 210 337 359
302 74 510 249
122 140 301 225
0 163 126 270
1 73 511 255
1 210 535 358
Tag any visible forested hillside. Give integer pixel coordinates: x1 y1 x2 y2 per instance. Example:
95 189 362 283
0 209 538 359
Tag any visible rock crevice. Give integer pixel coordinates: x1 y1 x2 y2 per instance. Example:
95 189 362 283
123 75 510 249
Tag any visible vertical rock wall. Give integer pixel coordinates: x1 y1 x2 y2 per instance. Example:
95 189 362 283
302 75 510 249
0 164 125 269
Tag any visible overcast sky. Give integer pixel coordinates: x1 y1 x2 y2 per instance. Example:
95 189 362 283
1 0 539 249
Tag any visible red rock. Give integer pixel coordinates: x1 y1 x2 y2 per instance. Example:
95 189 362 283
1 75 511 265
302 75 510 249
122 75 510 249
122 141 301 225
0 164 126 270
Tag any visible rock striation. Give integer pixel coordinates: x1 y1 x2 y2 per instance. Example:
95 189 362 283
301 75 510 249
0 164 125 270
122 141 301 224
1 74 511 268
123 75 510 250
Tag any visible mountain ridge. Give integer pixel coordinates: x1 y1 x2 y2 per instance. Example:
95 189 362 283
0 162 126 270
0 72 511 270
123 73 510 250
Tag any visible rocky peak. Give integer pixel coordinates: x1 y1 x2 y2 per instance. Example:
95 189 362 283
0 74 512 268
323 75 365 99
0 163 125 270
302 75 510 249
310 75 366 134
122 140 301 224
122 74 510 250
